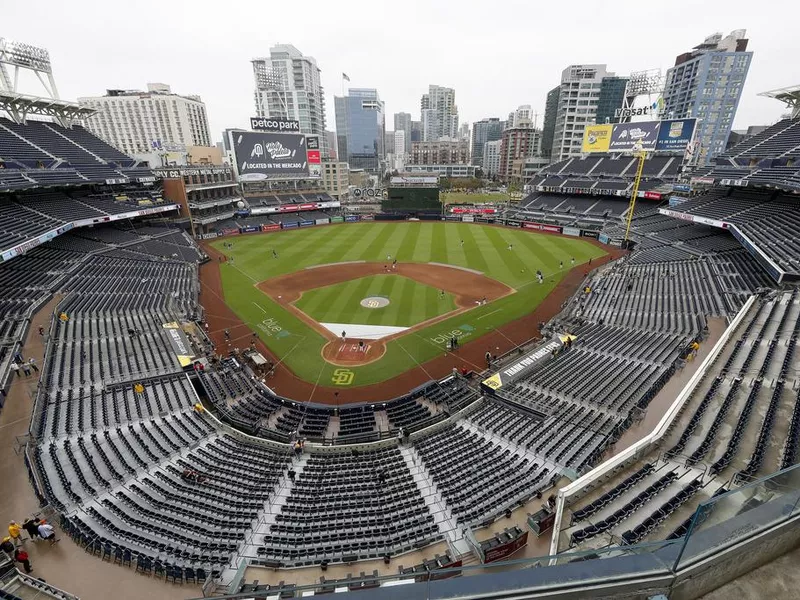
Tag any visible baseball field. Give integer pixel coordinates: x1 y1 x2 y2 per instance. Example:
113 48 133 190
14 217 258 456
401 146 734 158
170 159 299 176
210 221 607 388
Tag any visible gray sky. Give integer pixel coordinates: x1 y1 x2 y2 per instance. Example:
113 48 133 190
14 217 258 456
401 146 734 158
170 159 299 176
5 0 796 143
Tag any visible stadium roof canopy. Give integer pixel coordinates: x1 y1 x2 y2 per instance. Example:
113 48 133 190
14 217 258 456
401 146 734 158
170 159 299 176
0 91 96 123
759 85 800 119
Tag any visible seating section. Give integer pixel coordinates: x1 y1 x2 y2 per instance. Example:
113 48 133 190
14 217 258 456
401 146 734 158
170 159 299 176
0 118 141 186
260 447 439 566
564 290 800 551
414 424 551 525
661 189 800 275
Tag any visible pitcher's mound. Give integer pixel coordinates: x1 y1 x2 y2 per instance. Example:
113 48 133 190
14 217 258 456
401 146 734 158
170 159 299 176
322 339 386 366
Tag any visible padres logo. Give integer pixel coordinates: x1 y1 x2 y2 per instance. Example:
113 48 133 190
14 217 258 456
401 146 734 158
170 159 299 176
332 369 355 386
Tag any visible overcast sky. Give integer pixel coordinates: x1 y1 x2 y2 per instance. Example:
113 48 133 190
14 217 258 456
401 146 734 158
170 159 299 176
5 0 796 143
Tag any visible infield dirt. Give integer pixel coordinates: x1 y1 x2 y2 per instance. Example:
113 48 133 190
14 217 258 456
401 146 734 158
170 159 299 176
200 231 624 405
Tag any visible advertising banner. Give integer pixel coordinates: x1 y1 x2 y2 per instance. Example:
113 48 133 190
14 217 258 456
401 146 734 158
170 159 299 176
643 191 662 200
581 124 613 153
523 222 562 234
669 196 689 207
261 224 281 232
282 222 299 229
249 116 301 133
563 226 581 237
221 228 240 236
450 207 498 214
198 232 220 240
474 216 490 223
482 338 563 392
445 215 461 221
240 225 260 233
655 119 697 152
505 219 521 227
598 234 610 244
608 121 660 152
315 218 330 225
361 214 374 221
162 322 195 367
299 220 314 227
673 183 691 192
232 131 309 178
581 230 599 239
330 216 345 223
462 215 475 223
345 215 360 222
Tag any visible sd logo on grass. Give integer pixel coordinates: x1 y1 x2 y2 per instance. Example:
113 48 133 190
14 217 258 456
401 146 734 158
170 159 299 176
332 369 355 386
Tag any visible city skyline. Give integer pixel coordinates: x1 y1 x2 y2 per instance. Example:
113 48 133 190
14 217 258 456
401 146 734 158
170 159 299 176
4 0 795 146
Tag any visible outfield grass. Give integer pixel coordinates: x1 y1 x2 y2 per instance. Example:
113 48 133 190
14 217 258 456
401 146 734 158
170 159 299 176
294 275 457 327
213 222 606 387
442 192 509 204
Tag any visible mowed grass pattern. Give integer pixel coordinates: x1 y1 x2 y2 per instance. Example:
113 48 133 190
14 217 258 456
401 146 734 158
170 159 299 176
213 222 607 386
295 275 457 327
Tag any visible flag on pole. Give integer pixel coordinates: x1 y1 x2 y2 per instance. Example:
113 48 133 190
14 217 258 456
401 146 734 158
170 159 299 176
342 73 350 82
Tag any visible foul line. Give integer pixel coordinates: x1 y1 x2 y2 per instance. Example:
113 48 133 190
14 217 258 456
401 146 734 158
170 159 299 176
477 308 502 320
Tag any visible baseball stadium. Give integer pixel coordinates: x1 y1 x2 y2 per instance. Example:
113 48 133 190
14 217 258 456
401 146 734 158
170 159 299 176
2 36 800 600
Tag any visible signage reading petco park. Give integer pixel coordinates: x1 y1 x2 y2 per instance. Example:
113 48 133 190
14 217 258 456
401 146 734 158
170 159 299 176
250 116 301 132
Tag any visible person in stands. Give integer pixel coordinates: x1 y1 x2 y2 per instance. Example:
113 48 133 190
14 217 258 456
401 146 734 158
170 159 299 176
1 537 14 559
8 521 23 546
37 520 58 545
22 518 40 540
14 548 32 573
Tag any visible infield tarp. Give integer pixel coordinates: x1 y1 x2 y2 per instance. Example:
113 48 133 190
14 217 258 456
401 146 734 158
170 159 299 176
608 121 660 153
232 131 308 178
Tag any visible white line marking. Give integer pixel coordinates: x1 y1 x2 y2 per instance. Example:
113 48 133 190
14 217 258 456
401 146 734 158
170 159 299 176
477 309 502 320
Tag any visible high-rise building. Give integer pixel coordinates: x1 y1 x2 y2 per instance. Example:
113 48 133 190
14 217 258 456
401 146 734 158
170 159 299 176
662 30 753 164
482 139 502 175
410 120 422 143
385 131 395 159
458 122 470 142
334 88 385 173
499 125 541 181
252 44 329 157
324 130 337 160
420 85 458 140
595 77 629 125
512 105 533 128
552 64 614 161
393 130 406 156
393 112 412 153
409 140 469 166
541 86 560 160
79 83 211 159
471 118 504 166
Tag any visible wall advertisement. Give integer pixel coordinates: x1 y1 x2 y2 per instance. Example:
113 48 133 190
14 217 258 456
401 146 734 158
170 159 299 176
232 131 309 178
581 124 613 153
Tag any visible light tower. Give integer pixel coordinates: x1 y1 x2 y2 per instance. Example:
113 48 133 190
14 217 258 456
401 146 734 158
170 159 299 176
615 69 664 122
0 37 94 125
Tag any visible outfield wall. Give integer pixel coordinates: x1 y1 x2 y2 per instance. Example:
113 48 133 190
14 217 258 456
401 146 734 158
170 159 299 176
200 214 606 242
